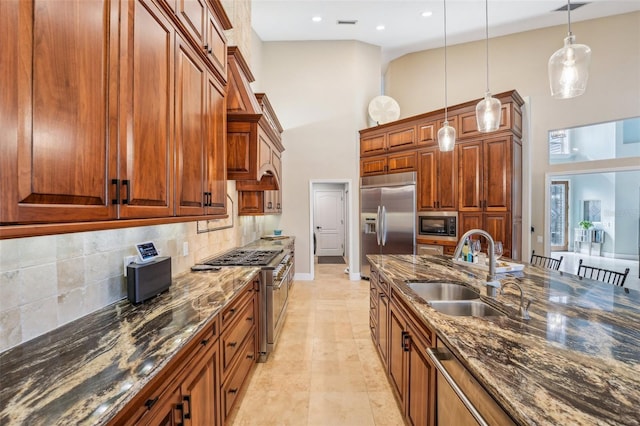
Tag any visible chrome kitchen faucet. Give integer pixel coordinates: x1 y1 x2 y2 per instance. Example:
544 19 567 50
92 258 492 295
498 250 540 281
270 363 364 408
453 229 501 297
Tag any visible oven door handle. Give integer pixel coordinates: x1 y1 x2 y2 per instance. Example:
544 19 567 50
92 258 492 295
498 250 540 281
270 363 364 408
427 347 489 426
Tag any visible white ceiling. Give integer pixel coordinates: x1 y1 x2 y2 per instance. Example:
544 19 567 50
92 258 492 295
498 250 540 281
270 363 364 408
251 0 640 64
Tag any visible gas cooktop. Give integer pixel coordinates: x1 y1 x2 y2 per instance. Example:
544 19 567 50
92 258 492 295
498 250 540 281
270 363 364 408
204 249 282 266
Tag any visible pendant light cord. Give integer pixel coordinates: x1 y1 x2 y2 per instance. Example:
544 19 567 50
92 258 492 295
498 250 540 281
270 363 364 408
484 0 489 93
567 0 573 36
443 0 448 121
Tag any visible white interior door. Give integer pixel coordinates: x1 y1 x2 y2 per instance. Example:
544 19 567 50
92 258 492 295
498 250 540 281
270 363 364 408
314 189 345 256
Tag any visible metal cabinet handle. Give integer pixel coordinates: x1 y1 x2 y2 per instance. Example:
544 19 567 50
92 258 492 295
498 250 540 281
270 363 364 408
228 341 237 348
427 347 489 426
183 395 191 419
122 180 130 205
144 396 159 409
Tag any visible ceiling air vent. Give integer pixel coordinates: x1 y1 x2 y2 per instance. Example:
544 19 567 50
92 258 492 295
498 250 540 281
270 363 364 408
554 2 588 11
337 19 358 25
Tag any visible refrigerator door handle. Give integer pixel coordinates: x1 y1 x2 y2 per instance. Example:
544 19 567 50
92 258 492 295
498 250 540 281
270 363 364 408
376 205 382 246
381 205 388 246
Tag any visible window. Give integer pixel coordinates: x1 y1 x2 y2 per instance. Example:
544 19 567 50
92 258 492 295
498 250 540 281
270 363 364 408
549 116 640 164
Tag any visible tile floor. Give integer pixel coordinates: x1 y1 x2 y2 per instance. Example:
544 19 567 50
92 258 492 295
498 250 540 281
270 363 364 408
229 263 403 426
551 251 640 291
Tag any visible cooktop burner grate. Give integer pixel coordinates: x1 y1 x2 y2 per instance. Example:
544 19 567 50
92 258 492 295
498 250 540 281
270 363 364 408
204 249 282 266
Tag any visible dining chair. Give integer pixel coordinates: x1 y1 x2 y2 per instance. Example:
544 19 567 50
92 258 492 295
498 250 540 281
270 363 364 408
530 250 563 271
576 259 630 287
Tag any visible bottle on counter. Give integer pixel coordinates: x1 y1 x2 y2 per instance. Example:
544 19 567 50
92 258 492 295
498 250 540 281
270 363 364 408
461 239 470 262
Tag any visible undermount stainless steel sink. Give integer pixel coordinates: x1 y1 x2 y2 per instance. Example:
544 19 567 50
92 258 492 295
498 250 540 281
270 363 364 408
428 300 505 317
407 282 480 301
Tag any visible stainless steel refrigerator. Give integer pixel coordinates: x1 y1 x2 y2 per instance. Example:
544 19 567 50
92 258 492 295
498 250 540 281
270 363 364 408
360 171 416 279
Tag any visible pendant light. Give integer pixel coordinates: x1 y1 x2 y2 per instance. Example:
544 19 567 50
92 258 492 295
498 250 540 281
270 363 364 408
437 0 455 152
475 0 501 132
548 0 591 99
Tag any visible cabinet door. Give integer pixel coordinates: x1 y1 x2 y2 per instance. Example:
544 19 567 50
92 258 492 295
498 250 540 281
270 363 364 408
119 0 174 218
205 73 227 216
360 156 387 176
205 8 227 80
406 322 435 426
360 134 386 156
138 386 184 426
418 149 437 210
457 141 483 211
485 212 510 258
3 0 118 223
483 137 511 211
437 148 458 210
418 122 437 146
175 38 206 216
387 152 417 174
459 212 483 240
180 343 219 426
387 126 416 151
238 192 263 215
175 0 207 47
388 303 406 404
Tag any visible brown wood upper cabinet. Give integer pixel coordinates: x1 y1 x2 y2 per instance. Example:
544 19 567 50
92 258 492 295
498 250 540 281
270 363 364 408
418 147 457 211
418 116 458 146
457 136 512 212
161 0 229 81
1 0 120 224
458 103 522 140
360 124 417 156
359 90 524 259
0 0 231 231
227 48 284 190
175 37 227 216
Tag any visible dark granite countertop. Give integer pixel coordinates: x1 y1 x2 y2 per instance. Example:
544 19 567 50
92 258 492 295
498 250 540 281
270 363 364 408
368 254 640 426
0 266 260 426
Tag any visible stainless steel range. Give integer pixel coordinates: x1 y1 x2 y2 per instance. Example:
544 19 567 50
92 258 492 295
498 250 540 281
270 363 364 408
204 247 293 361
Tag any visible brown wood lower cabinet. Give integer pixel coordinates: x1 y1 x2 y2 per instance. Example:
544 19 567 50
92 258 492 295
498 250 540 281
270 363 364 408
459 211 512 258
110 277 259 426
385 280 436 426
369 269 389 369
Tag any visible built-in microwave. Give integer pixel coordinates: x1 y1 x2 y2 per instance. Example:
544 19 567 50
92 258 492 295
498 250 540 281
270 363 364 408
418 212 457 240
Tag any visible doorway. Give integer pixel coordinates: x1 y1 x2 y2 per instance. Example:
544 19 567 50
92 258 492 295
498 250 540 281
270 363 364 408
309 180 354 281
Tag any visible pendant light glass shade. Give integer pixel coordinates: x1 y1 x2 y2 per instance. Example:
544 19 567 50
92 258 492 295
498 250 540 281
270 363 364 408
437 121 456 152
476 92 501 132
548 34 591 99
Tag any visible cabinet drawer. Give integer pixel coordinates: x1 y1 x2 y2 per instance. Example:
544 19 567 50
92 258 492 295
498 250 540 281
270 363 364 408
221 296 256 377
222 335 256 419
221 283 254 328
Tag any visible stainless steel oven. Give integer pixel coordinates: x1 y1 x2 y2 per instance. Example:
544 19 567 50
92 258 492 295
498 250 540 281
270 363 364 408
204 247 293 362
418 212 457 241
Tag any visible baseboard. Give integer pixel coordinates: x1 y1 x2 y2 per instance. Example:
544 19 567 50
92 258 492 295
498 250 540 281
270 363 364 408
294 272 313 281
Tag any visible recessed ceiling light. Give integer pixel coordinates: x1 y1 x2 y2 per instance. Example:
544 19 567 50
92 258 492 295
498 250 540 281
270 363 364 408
376 24 385 31
421 10 433 17
312 16 322 22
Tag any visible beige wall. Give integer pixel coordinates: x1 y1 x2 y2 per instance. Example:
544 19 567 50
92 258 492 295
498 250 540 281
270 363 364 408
385 12 640 256
251 40 382 278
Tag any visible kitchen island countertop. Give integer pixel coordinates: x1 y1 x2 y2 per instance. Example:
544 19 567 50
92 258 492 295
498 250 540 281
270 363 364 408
368 254 640 426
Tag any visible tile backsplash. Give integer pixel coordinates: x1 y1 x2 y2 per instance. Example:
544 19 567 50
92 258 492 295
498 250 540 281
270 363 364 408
0 215 267 353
